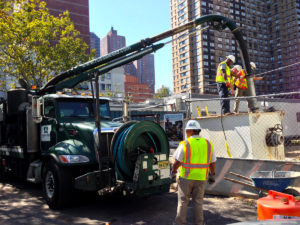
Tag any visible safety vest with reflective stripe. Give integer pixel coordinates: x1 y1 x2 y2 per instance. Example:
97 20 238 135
179 137 213 181
216 61 231 84
235 69 248 90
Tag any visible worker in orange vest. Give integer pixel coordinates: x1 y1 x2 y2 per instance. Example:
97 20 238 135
172 120 216 225
232 62 263 113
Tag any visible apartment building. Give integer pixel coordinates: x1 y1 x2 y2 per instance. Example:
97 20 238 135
170 0 300 96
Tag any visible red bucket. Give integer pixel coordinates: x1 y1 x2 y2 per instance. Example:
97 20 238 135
257 190 300 220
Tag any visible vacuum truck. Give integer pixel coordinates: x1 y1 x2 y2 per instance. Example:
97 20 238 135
0 14 255 209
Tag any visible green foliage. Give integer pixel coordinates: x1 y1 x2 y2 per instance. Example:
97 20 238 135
155 85 171 98
0 0 94 89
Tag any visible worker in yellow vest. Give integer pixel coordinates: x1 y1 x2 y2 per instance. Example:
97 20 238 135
232 62 263 113
172 120 216 225
216 55 235 115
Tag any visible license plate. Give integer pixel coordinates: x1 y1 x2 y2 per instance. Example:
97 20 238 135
158 161 169 169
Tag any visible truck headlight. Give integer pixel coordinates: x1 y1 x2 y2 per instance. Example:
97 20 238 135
59 155 90 164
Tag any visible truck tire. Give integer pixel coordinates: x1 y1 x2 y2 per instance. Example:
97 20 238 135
42 161 73 209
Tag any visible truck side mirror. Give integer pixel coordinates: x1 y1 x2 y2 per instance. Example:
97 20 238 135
32 96 43 123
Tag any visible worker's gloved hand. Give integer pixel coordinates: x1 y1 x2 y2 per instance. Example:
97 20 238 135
225 81 231 88
170 170 177 179
208 174 215 184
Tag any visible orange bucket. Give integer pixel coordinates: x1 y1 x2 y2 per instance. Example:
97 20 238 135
257 190 300 220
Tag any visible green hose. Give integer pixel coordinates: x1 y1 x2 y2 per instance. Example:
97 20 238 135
111 120 169 181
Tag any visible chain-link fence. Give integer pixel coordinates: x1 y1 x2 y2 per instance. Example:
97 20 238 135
187 92 300 162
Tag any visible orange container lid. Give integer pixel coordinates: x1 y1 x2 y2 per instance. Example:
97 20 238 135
258 190 299 207
257 190 300 220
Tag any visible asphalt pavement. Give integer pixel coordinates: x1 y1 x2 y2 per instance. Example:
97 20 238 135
0 180 257 225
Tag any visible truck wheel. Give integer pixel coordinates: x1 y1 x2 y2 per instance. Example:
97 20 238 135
42 161 73 209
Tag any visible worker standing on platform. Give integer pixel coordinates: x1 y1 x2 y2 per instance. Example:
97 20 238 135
233 62 263 113
172 120 216 225
216 55 235 115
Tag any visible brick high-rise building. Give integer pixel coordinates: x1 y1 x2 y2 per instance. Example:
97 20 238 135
90 32 100 57
45 0 90 45
100 27 136 75
100 27 126 56
170 0 300 96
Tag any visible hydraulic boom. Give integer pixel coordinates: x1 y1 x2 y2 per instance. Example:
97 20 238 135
38 14 258 112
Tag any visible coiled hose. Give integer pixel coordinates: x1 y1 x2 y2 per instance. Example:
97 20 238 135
111 120 169 181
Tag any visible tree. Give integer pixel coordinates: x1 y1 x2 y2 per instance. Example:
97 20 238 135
0 0 94 89
155 85 171 98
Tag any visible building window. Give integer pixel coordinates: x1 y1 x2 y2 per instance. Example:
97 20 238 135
178 8 185 16
180 72 188 77
180 53 187 58
178 1 186 10
178 14 186 21
180 65 188 71
179 39 187 46
179 46 187 52
180 59 188 64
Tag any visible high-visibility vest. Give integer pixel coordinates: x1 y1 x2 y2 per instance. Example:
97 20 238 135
235 69 248 90
179 137 213 181
216 61 231 83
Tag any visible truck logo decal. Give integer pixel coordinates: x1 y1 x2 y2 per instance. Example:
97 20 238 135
41 125 51 142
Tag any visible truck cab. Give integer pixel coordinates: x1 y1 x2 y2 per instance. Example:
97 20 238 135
40 93 120 166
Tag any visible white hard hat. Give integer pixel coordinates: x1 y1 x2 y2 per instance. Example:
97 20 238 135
233 65 242 72
250 62 256 70
185 120 201 131
226 55 235 63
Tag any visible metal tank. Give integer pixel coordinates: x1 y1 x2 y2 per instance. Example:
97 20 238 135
7 89 27 116
193 111 285 160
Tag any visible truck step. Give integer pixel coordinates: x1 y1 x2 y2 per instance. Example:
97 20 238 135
26 160 42 183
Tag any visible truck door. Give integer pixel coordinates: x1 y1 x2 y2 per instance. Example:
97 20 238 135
40 100 57 152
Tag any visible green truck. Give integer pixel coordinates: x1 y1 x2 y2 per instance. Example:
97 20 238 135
0 14 255 209
0 88 171 209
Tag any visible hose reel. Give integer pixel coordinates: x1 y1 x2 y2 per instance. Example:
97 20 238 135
111 120 169 181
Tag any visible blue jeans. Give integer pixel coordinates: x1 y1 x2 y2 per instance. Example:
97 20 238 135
217 82 230 114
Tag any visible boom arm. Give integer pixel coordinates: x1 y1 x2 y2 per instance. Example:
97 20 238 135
51 44 164 93
38 14 257 111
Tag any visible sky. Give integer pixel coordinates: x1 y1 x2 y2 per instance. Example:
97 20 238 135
89 0 172 92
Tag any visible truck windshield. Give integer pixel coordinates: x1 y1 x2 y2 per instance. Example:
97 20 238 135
58 100 110 119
